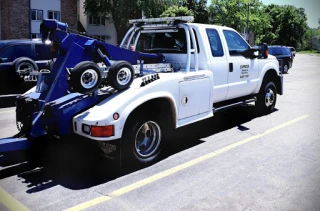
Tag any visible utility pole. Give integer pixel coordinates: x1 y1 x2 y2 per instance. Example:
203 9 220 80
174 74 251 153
246 2 251 42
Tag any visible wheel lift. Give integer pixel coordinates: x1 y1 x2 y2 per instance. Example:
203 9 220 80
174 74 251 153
0 19 165 153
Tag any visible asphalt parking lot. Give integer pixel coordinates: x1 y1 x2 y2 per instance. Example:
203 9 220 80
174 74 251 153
0 53 320 211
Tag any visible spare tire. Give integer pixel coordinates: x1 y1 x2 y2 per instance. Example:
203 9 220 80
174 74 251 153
14 57 38 78
69 61 102 94
107 61 134 91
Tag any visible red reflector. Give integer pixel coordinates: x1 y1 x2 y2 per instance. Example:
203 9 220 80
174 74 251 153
91 125 114 137
265 50 268 57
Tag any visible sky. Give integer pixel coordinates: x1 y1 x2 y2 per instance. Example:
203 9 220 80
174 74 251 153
261 0 320 28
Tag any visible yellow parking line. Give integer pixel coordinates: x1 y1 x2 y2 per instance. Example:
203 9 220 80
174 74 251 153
65 115 309 211
0 110 15 114
0 187 30 211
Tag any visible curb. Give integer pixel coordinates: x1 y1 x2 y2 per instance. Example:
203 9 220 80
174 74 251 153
0 94 20 108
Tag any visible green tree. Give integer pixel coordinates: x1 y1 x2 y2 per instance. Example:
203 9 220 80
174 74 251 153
180 0 209 23
263 4 308 49
302 27 317 50
83 0 173 43
160 6 193 17
208 0 271 44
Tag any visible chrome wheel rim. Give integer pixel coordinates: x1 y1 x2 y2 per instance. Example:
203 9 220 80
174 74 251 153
17 62 34 76
265 88 275 107
80 69 98 89
117 67 132 86
135 121 161 158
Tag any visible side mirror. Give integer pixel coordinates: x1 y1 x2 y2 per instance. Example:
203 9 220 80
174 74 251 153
241 48 257 59
0 57 2 63
257 43 268 59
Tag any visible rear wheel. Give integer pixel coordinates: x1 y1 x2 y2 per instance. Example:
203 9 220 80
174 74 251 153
122 114 163 167
14 57 38 82
256 81 277 114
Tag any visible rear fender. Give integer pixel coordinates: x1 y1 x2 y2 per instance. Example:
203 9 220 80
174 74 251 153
119 92 177 136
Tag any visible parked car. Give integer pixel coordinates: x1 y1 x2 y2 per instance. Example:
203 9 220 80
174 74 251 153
288 46 296 58
268 46 293 74
0 39 55 94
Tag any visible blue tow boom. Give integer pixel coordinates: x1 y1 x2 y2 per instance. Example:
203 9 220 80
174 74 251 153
0 19 164 153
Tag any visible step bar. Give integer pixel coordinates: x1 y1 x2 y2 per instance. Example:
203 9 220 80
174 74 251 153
213 97 257 113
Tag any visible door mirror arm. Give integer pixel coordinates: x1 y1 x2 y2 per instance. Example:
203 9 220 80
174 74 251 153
240 48 258 59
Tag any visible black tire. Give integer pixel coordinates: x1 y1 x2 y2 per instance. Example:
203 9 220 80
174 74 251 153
107 61 134 91
69 61 102 94
256 81 277 114
122 114 164 167
14 57 38 79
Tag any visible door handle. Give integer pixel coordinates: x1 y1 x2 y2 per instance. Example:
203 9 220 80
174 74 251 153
229 63 233 72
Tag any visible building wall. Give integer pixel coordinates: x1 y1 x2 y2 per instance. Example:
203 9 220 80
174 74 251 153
30 0 61 35
61 0 78 31
78 0 117 44
1 0 30 40
78 0 87 29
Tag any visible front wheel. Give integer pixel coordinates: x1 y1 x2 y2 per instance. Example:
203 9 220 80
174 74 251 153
256 81 277 114
122 115 163 167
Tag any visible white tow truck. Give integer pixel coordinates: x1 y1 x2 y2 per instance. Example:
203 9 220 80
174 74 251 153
70 16 283 165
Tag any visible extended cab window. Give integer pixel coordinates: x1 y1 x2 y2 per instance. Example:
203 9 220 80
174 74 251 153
223 30 249 56
206 29 224 57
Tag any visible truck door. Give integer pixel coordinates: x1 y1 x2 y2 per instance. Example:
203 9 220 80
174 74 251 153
222 30 259 100
206 28 229 103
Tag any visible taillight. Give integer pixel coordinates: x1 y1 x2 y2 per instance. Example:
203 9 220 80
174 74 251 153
91 125 114 137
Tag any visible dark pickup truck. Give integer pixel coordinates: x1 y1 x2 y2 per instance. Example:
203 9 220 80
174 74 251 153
0 39 54 94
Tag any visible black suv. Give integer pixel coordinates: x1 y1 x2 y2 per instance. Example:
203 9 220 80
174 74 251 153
268 46 293 74
0 39 54 93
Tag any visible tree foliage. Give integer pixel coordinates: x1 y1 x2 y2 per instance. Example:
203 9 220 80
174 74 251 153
261 4 308 49
208 0 271 41
84 0 172 42
160 6 193 17
181 0 209 23
83 0 310 49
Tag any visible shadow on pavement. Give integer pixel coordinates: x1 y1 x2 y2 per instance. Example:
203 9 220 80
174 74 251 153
0 105 278 193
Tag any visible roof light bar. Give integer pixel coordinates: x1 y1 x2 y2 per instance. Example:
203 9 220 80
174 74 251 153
129 16 194 24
